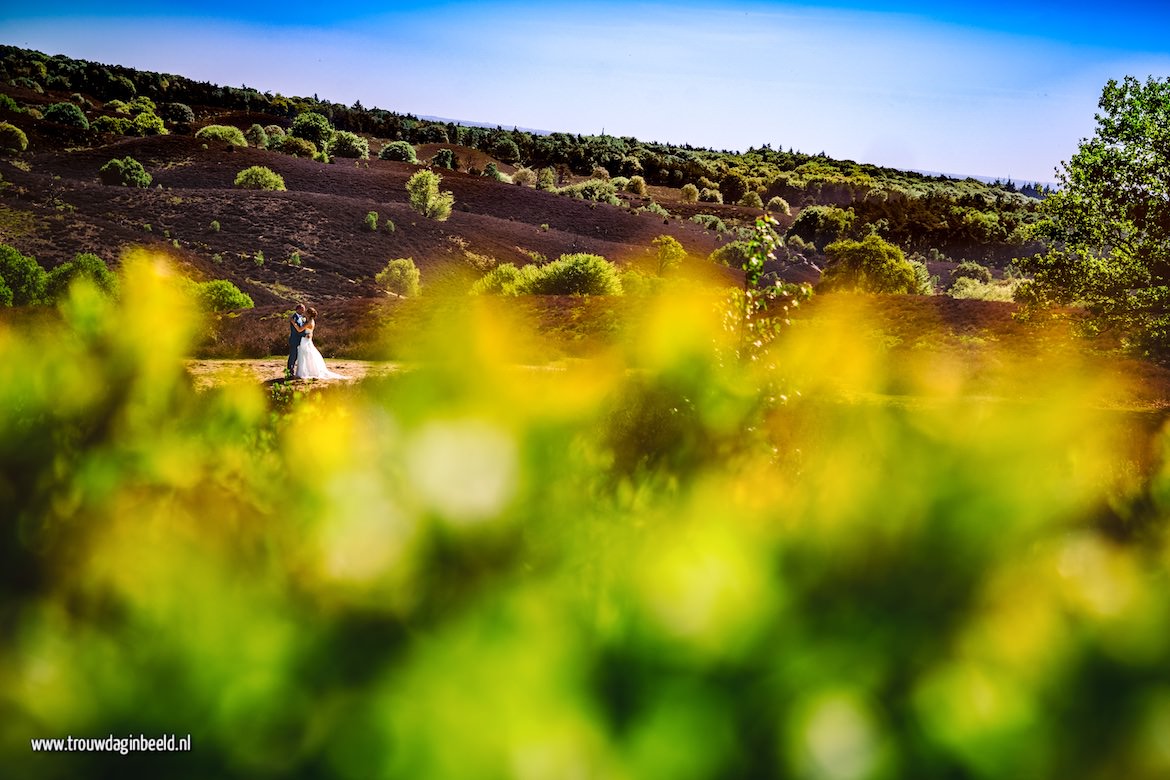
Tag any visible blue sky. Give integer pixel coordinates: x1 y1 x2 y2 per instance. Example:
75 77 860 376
5 1 1170 183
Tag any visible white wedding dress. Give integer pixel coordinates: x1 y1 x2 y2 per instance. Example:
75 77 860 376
295 328 346 379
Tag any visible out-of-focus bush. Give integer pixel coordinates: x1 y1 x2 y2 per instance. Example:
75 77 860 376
1 245 1169 780
375 257 421 297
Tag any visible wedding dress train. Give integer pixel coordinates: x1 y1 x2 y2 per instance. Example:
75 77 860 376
295 332 346 379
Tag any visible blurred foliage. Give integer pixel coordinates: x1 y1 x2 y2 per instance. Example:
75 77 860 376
5 249 1170 779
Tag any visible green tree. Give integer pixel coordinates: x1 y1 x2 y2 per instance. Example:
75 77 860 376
720 172 748 205
244 123 269 148
788 205 855 251
0 244 46 305
290 111 333 149
819 234 920 294
1015 75 1170 352
192 279 254 311
431 148 457 170
652 235 685 276
376 257 422 297
406 170 454 221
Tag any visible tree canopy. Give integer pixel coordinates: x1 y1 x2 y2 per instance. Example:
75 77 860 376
1016 76 1170 353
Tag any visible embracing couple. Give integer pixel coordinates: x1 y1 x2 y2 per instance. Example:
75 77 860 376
287 303 346 380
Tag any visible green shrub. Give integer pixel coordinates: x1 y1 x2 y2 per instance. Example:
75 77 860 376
290 111 333 148
274 135 316 157
625 175 647 196
493 136 521 163
0 276 12 306
431 148 457 170
0 244 46 305
484 162 503 181
98 156 152 188
680 183 700 203
610 176 630 191
0 94 21 113
512 166 536 187
590 165 610 180
524 253 623 295
620 268 664 296
690 213 728 233
159 102 194 125
639 201 670 219
820 234 920 294
378 141 417 163
209 220 220 232
739 191 763 209
0 122 28 152
950 276 1021 301
556 179 619 205
709 240 751 268
105 99 130 115
195 124 247 147
264 125 286 138
384 218 395 233
406 170 454 221
254 251 264 267
951 260 993 286
43 102 88 129
92 116 133 135
330 130 369 159
470 263 539 295
767 196 791 215
45 252 117 301
132 112 166 136
234 166 286 191
788 205 855 251
537 167 556 190
193 279 254 311
698 188 723 204
376 257 421 297
287 252 302 267
244 124 269 149
365 211 379 231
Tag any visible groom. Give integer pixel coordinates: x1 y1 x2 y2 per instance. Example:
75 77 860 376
286 303 307 378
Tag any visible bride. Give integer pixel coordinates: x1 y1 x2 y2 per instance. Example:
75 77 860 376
295 307 347 380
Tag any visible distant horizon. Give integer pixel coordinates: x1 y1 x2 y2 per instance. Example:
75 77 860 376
3 0 1168 183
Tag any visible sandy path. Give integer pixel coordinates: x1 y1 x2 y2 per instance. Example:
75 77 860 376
185 358 404 390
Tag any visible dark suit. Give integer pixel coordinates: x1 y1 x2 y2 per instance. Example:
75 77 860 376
287 313 306 375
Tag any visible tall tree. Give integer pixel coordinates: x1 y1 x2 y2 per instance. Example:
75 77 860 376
1016 76 1170 353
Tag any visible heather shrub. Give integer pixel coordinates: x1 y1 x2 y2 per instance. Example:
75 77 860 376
192 279 254 311
0 243 46 305
244 124 269 148
0 122 27 152
195 124 247 147
330 130 369 159
43 102 89 129
378 141 417 163
44 252 117 301
98 156 152 188
376 257 422 297
680 183 699 203
406 170 453 221
290 111 333 148
625 175 647 196
233 166 286 191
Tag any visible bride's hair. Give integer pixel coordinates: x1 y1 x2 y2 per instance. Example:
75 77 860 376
307 307 317 321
